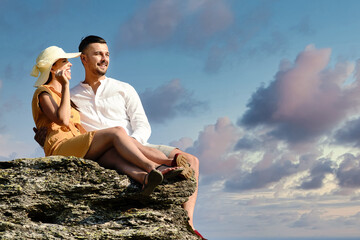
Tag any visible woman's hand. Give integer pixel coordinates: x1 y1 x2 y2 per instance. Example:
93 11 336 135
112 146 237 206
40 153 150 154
55 69 70 86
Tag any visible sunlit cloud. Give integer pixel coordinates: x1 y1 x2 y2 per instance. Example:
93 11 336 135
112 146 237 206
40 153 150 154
297 158 335 190
239 45 360 144
170 45 360 196
171 117 240 179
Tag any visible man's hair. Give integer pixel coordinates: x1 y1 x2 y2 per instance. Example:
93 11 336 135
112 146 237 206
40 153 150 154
78 35 107 52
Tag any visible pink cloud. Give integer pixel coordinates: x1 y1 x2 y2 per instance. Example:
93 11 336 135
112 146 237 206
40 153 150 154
274 45 333 121
274 45 360 134
170 137 194 151
185 117 240 176
240 45 360 143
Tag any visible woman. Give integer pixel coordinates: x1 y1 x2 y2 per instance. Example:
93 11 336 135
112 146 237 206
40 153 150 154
30 46 183 196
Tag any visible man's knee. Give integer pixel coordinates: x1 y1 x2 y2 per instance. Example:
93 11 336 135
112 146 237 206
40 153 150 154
187 154 199 170
175 150 199 170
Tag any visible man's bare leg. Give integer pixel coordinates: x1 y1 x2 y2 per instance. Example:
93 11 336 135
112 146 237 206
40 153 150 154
128 138 200 229
168 149 199 230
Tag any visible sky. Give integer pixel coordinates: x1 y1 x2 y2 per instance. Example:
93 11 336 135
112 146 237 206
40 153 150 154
1 0 360 239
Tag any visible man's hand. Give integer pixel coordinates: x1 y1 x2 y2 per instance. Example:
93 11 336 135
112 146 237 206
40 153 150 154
33 127 47 148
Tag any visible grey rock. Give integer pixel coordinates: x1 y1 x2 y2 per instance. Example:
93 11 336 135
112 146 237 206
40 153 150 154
0 156 200 239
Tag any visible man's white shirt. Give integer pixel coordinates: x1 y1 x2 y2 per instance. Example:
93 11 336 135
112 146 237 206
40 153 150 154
70 77 151 144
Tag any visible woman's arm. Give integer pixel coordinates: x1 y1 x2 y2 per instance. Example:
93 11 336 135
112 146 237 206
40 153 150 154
38 70 71 126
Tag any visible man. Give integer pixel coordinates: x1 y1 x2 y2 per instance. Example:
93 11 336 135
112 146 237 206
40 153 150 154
35 36 205 239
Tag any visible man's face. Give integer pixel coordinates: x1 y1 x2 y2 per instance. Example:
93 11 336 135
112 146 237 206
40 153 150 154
81 43 109 77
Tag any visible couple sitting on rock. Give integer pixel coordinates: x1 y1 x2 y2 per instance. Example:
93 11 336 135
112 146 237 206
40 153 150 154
31 36 206 239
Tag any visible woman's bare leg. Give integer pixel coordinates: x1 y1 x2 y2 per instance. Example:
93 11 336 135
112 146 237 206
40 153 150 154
85 127 156 173
97 147 146 184
130 138 173 165
85 127 180 175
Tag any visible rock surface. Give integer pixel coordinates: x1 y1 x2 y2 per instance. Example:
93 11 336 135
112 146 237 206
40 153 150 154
0 156 199 239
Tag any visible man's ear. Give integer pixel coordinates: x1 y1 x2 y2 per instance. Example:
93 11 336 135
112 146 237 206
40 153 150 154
80 54 86 63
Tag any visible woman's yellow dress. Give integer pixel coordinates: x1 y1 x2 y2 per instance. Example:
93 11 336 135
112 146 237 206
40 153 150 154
32 85 95 157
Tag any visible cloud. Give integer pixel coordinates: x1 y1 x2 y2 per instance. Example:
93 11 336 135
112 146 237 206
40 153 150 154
333 117 360 147
116 0 184 48
291 210 324 229
173 45 360 194
234 135 262 151
336 153 360 188
183 117 240 177
115 0 287 73
116 0 233 50
225 154 302 192
117 1 315 74
183 0 234 47
298 158 335 190
203 3 273 73
169 137 194 151
239 45 360 144
140 79 207 124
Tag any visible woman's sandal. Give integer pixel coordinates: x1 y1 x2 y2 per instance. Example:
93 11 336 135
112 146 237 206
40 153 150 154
156 164 183 179
172 154 194 179
141 169 163 196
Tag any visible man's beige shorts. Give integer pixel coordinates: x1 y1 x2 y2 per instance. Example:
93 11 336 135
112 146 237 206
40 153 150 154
144 143 177 157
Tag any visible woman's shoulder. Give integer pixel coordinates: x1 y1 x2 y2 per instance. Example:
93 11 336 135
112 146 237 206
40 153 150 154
35 85 50 92
32 85 52 109
34 85 53 96
32 85 56 104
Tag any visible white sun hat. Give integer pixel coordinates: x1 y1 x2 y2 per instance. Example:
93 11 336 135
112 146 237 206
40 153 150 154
30 46 81 87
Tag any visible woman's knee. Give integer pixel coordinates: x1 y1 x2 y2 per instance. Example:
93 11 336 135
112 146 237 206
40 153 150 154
109 126 127 138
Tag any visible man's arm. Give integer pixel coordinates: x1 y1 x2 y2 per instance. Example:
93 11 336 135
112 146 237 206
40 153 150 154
33 127 47 147
125 85 151 144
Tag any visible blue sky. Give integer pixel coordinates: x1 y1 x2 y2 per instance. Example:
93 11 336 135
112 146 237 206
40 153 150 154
2 0 360 239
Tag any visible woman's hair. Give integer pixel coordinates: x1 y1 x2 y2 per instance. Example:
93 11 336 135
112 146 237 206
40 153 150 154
44 73 52 85
78 35 107 53
44 61 57 85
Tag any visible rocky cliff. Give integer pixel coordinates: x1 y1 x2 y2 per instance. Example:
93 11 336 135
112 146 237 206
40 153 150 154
0 156 199 239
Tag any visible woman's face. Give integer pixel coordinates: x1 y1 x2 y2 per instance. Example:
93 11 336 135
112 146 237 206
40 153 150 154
51 58 72 78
